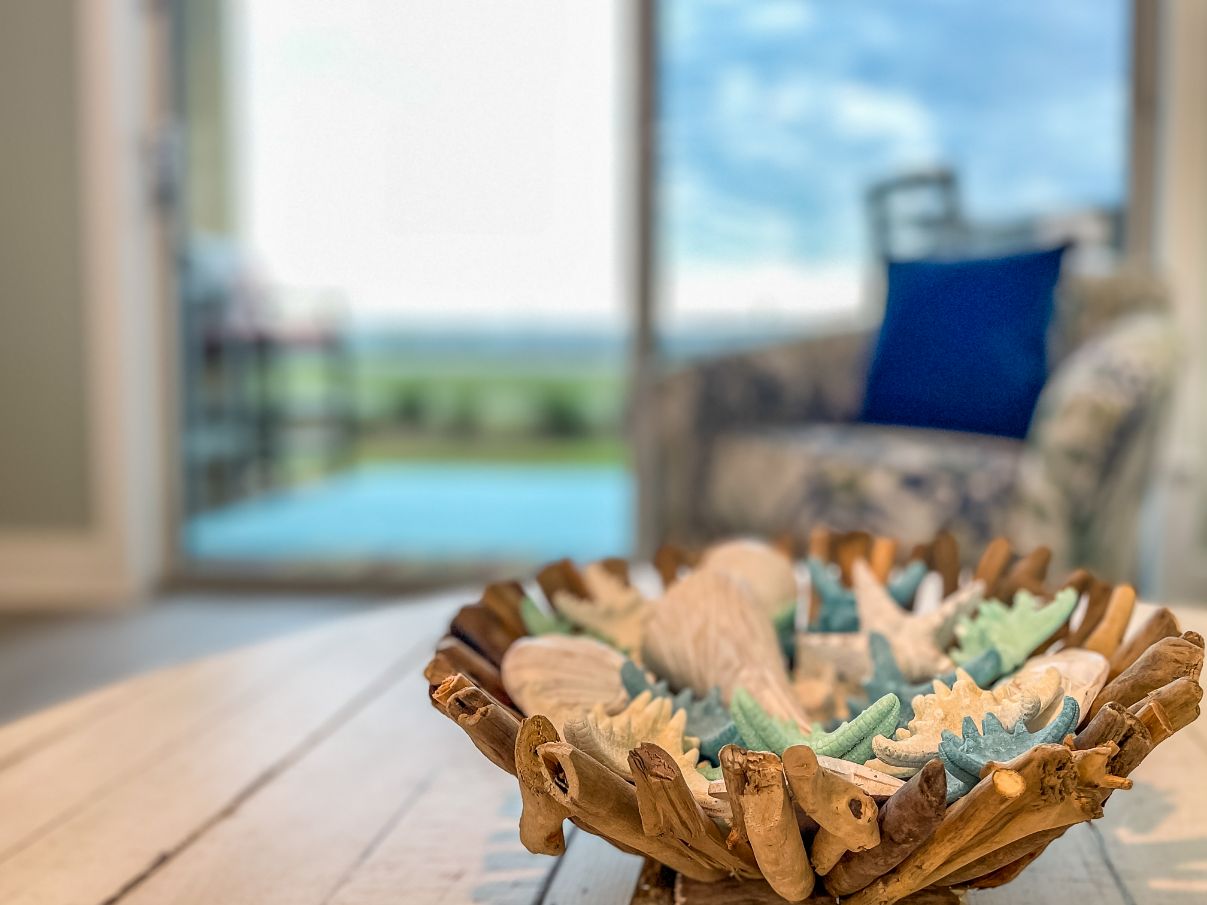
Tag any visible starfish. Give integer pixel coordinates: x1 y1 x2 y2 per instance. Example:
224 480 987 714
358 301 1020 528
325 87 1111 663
731 687 899 763
870 667 1061 774
772 602 797 666
951 588 1078 672
851 561 984 682
808 558 931 633
860 632 1004 727
550 562 650 653
621 660 741 765
938 696 1081 803
563 691 714 809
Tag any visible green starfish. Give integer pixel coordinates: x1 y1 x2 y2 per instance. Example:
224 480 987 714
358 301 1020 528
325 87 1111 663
938 696 1080 803
520 596 574 636
697 762 723 782
620 660 741 765
730 688 900 762
860 633 1004 727
951 588 1078 672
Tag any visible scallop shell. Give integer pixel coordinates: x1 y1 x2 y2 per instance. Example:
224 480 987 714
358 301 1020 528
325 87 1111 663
551 562 650 653
996 648 1109 729
642 570 790 703
501 635 627 732
699 538 798 620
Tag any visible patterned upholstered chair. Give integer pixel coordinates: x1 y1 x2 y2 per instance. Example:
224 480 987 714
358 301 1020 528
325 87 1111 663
651 272 1177 582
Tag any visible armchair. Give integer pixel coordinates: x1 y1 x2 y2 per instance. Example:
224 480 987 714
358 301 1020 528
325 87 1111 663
650 272 1177 582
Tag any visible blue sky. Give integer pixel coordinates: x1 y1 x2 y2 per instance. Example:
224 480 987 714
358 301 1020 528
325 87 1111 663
659 0 1129 267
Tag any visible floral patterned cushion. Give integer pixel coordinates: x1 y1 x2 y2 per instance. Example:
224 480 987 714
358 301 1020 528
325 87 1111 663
703 423 1023 555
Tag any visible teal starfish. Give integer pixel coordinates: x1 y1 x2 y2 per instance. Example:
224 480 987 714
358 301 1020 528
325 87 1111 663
938 696 1081 803
620 660 741 765
520 596 574 636
859 633 1004 727
809 558 930 632
888 560 929 608
951 588 1078 672
807 558 858 632
772 602 797 666
730 688 900 762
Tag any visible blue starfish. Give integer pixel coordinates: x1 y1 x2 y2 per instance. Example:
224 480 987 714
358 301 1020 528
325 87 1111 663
938 696 1081 803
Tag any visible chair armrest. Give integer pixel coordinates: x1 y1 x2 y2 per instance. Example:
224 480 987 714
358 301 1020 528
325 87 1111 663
1008 312 1178 580
649 329 874 542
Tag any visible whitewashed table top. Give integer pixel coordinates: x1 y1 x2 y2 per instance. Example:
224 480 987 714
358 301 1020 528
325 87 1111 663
0 591 1202 905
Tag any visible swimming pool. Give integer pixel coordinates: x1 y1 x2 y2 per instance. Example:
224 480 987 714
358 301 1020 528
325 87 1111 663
185 462 634 564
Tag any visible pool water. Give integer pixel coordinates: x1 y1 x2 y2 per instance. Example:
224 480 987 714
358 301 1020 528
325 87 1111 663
185 462 634 564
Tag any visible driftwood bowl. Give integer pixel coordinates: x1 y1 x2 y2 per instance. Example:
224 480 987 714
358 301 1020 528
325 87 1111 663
425 532 1204 904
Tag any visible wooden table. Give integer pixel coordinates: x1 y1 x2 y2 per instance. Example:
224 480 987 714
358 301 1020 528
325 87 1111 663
0 591 1203 905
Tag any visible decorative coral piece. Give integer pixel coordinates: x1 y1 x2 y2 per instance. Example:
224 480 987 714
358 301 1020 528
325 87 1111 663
551 562 650 653
860 632 1004 728
520 596 573 636
938 696 1081 802
870 667 1061 774
621 659 741 765
952 588 1079 672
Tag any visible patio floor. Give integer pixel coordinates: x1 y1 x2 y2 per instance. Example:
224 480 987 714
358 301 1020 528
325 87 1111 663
185 461 634 565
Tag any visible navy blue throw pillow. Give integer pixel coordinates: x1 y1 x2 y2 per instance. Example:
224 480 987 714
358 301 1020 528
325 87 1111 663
860 246 1066 439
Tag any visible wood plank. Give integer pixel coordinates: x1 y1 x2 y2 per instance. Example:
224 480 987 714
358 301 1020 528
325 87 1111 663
326 715 555 905
0 661 194 769
0 600 451 905
0 619 345 860
117 668 471 903
540 831 644 905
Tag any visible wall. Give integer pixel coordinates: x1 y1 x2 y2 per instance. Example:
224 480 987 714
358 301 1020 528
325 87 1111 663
0 0 167 608
0 2 93 530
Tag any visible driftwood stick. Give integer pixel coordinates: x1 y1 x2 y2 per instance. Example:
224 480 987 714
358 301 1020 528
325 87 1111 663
628 744 760 878
996 546 1051 600
1082 584 1137 658
824 759 947 898
1108 606 1181 681
782 745 879 863
1063 579 1112 648
653 543 697 589
1035 568 1095 652
1089 631 1205 717
514 716 569 855
674 874 960 904
536 558 591 607
870 537 898 584
934 825 1065 887
930 531 960 597
599 556 631 585
445 685 521 776
450 602 521 666
835 532 873 586
1128 675 1203 743
481 580 528 638
726 747 816 902
535 741 726 882
425 635 515 710
718 745 759 865
431 674 521 775
843 764 1034 905
973 537 1013 589
1074 700 1130 749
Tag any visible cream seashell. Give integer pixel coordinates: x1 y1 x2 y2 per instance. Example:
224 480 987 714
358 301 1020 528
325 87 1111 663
852 560 983 682
552 562 650 653
642 570 790 703
997 649 1108 729
699 538 798 620
501 635 627 732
